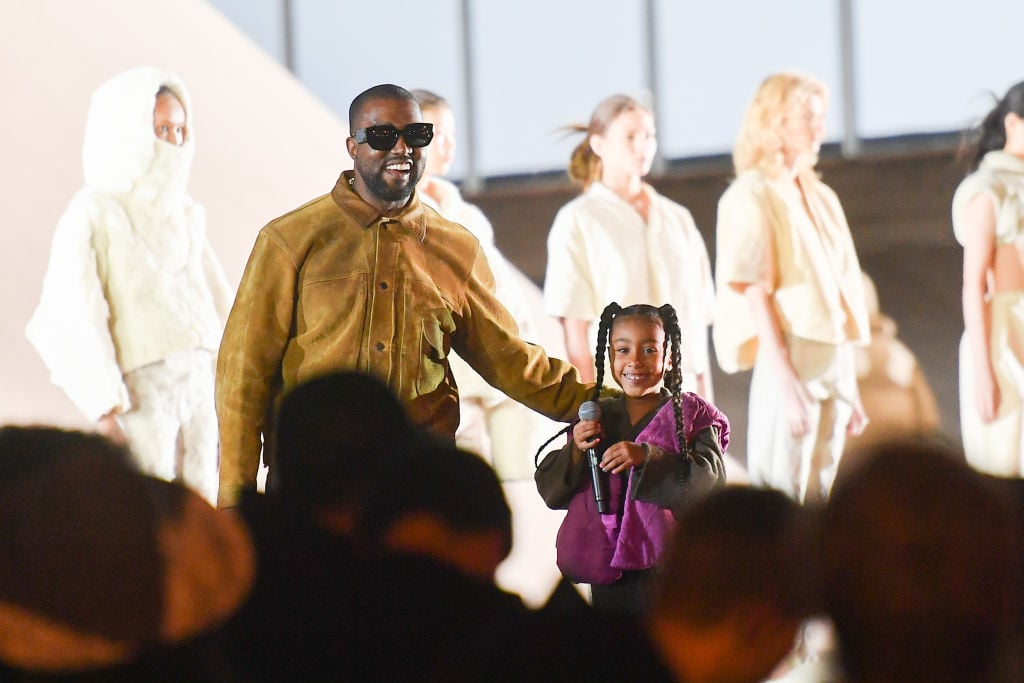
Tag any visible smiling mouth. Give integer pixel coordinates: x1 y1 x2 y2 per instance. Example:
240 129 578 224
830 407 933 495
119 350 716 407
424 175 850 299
622 372 648 382
385 159 412 175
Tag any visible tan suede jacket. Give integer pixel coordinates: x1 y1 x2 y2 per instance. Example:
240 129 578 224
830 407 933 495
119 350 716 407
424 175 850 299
216 171 589 506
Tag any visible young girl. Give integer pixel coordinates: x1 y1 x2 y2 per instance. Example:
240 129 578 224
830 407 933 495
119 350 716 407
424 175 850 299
543 94 715 400
535 303 728 615
954 80 1024 475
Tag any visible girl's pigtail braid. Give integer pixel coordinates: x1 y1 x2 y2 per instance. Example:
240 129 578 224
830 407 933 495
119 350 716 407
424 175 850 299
534 423 573 469
658 304 689 455
593 302 621 402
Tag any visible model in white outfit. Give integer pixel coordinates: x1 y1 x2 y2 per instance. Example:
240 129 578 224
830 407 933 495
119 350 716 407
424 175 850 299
713 73 869 503
26 67 232 503
543 94 715 399
415 90 560 480
954 80 1024 476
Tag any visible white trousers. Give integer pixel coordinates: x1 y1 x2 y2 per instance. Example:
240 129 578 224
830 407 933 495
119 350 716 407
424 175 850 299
747 336 856 504
118 349 219 504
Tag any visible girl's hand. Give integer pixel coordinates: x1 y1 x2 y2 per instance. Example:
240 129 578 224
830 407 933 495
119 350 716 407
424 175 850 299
975 367 1001 424
600 441 647 474
572 418 603 453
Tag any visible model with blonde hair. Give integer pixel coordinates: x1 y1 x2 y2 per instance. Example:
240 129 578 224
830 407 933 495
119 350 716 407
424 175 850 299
954 80 1024 476
713 72 870 503
544 94 715 399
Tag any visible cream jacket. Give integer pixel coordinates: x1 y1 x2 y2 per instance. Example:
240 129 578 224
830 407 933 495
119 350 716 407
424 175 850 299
713 170 869 373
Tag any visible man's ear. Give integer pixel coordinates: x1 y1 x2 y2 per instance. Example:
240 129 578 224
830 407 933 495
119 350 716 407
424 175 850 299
345 136 357 160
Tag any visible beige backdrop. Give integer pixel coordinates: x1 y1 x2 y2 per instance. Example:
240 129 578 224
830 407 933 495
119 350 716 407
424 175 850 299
0 0 351 426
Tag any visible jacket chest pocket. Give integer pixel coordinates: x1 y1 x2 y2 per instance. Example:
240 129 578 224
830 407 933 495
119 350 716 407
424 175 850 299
416 305 456 395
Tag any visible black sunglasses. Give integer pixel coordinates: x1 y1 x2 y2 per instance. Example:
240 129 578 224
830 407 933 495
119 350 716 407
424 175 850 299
352 123 434 151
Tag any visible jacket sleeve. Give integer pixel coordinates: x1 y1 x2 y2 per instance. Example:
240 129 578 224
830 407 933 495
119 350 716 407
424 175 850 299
712 176 776 374
534 441 585 510
25 192 131 422
631 425 725 509
453 245 592 423
542 204 600 322
215 231 296 507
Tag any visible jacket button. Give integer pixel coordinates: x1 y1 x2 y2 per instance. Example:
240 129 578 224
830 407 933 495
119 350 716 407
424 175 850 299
375 342 385 351
379 281 388 290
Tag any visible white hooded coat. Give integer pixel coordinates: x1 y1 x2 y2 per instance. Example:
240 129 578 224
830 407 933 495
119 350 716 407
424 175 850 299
26 67 232 422
25 68 231 503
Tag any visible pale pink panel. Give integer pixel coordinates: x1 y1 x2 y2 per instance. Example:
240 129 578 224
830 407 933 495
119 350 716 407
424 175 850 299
0 0 350 426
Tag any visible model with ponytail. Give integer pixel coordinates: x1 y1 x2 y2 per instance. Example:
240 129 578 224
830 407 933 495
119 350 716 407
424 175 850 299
543 95 715 401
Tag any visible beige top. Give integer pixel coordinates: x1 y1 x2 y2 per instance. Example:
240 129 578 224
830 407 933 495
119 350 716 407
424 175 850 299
713 170 869 373
952 150 1024 247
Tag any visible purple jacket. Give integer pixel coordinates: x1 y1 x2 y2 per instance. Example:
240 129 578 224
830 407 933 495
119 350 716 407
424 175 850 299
551 393 728 585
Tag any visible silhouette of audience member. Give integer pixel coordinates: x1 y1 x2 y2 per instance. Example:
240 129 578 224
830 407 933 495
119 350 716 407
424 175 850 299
265 369 418 522
222 370 419 680
356 442 513 579
643 486 819 683
843 273 939 459
223 371 556 681
346 443 551 680
822 439 1019 683
0 426 253 680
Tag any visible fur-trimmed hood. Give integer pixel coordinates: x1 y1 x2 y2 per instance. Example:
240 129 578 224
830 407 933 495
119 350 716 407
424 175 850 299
82 66 194 198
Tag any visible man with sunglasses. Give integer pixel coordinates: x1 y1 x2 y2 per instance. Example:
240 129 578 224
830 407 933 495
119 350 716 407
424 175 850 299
215 84 592 507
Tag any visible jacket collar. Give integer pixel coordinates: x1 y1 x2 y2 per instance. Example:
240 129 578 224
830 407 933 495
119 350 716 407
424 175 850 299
331 170 427 241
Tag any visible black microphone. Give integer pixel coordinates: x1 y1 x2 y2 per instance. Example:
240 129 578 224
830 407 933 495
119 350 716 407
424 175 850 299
578 400 609 514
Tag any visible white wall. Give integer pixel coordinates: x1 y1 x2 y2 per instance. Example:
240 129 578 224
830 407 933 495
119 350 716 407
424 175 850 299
853 0 1024 137
211 0 1024 179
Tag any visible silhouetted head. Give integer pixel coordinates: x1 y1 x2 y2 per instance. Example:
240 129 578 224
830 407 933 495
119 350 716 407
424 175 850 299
823 438 1018 682
272 371 418 514
650 485 817 683
356 442 512 580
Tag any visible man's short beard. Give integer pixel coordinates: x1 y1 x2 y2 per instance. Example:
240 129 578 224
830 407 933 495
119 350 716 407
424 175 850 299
357 157 423 205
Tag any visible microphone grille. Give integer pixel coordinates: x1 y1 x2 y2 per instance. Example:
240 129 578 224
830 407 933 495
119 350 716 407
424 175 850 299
578 400 601 421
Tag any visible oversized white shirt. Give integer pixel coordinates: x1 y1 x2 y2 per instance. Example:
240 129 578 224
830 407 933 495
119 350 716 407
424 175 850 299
543 181 714 376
